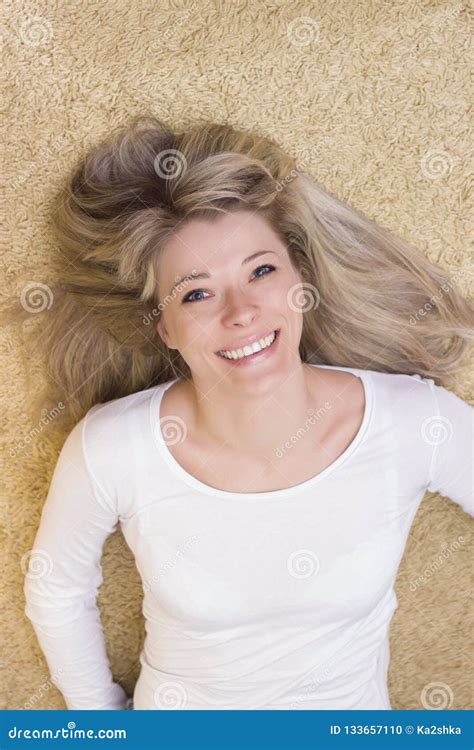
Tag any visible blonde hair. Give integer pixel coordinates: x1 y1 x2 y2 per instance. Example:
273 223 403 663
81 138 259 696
5 114 473 429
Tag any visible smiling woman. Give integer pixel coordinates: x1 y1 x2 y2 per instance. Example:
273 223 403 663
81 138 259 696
10 113 471 419
12 114 474 711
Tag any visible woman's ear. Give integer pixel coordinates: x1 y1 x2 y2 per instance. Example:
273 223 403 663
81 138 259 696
156 317 178 351
156 318 168 346
288 249 308 285
294 260 308 285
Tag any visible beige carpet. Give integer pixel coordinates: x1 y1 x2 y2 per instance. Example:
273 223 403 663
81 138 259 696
2 0 472 710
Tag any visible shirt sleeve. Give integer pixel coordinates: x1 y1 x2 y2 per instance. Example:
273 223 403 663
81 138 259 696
425 380 474 517
23 412 129 710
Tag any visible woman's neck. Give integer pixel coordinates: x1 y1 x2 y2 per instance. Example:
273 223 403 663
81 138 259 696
185 363 323 462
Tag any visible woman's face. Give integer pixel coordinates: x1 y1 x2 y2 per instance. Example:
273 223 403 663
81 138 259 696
156 210 306 390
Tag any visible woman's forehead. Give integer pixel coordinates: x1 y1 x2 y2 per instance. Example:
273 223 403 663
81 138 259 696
159 214 288 276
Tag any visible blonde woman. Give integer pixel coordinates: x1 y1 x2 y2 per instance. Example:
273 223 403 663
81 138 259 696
21 116 473 710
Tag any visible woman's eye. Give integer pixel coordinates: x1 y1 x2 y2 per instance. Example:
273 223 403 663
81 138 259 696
252 264 276 279
182 264 276 304
182 289 210 304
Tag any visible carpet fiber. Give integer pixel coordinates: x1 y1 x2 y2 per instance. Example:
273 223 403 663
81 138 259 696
2 0 472 710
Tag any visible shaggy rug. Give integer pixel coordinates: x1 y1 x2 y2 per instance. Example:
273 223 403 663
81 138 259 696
2 0 472 710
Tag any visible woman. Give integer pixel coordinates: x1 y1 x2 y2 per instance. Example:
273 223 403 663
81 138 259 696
21 115 473 710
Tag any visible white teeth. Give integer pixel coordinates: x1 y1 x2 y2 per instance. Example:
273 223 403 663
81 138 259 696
218 330 277 360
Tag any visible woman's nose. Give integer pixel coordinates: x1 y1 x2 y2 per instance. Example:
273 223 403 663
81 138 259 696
220 288 260 327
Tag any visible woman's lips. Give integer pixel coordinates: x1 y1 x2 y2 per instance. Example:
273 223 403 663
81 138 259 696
215 328 278 355
215 329 280 364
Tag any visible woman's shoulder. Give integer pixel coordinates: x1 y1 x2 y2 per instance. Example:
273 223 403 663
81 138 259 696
69 383 172 517
78 384 165 468
346 367 472 444
308 363 434 410
84 382 167 431
311 364 469 434
319 364 438 397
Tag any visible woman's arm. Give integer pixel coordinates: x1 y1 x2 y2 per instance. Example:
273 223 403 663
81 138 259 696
23 414 129 709
425 380 474 516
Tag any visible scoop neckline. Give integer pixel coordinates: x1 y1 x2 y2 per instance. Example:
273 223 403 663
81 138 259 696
149 364 374 501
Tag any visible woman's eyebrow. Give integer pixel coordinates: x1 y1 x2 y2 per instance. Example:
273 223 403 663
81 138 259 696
168 250 278 297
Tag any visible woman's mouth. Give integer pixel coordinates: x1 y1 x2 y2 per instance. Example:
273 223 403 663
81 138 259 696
215 329 281 365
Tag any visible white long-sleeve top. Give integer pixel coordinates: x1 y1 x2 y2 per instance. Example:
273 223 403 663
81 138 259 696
23 365 473 710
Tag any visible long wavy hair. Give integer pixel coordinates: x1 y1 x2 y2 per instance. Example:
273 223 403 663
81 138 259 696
5 114 473 429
